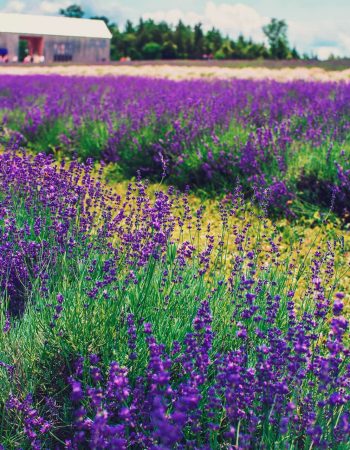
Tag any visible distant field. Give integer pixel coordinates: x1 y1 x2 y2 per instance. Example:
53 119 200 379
114 58 350 71
1 60 350 81
130 58 350 68
4 58 350 70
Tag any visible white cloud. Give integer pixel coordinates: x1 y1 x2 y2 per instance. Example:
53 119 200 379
204 2 268 40
81 0 135 21
316 46 342 60
336 31 350 58
288 20 350 59
39 1 70 14
3 0 26 12
2 0 73 15
142 9 203 28
1 0 134 21
143 2 269 41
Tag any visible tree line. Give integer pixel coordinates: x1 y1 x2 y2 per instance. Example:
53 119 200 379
60 4 302 60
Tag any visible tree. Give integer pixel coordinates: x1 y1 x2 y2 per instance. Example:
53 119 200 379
119 33 138 59
162 41 178 59
206 28 223 56
263 18 290 59
290 47 300 59
59 4 84 18
193 23 204 59
125 20 135 34
174 20 191 58
80 12 301 62
142 42 162 60
136 19 156 52
232 35 249 59
215 40 233 60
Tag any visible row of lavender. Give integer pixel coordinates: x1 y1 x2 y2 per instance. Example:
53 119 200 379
0 141 349 448
1 76 350 217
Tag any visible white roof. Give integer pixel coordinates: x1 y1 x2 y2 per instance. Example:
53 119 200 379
0 13 112 39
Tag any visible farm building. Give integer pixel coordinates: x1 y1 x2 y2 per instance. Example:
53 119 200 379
0 13 112 63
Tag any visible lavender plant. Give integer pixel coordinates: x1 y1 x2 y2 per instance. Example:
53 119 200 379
1 76 350 218
0 141 349 449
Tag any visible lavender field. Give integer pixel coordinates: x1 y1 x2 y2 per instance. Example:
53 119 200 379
2 75 350 218
0 75 349 449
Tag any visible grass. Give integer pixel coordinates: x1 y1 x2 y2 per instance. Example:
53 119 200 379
0 153 349 447
4 109 350 220
1 76 350 224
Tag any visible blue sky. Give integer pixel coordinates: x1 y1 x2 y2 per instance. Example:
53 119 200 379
0 0 349 59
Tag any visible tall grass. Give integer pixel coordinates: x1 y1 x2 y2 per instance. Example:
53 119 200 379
0 147 349 448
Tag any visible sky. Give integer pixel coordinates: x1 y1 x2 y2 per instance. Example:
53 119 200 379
0 0 349 59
